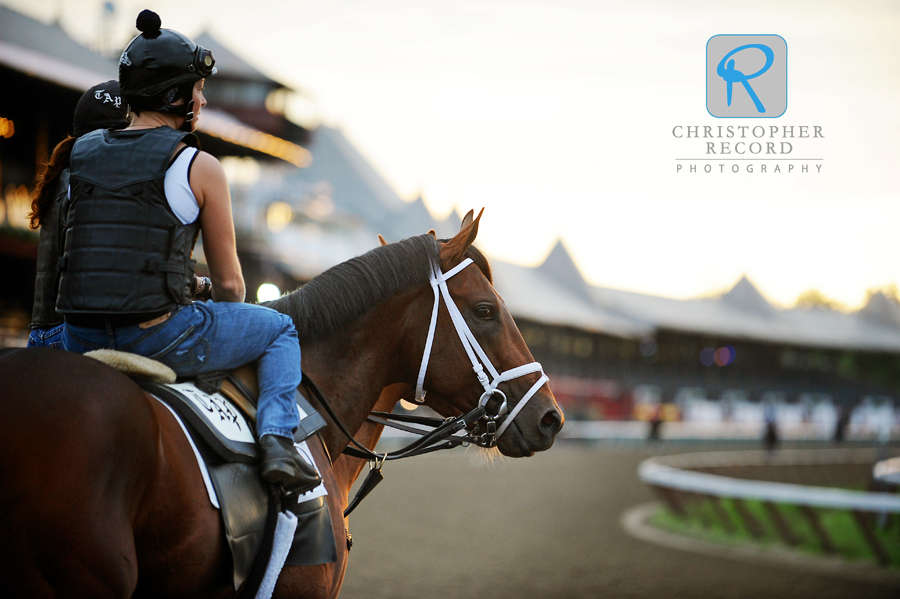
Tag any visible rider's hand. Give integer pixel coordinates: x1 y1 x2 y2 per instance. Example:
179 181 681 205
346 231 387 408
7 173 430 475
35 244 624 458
192 274 213 301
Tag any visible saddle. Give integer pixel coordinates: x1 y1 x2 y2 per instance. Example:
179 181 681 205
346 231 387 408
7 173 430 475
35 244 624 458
84 351 337 593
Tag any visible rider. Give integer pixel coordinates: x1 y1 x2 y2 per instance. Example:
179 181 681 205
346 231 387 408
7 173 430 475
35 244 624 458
27 81 130 348
58 10 321 496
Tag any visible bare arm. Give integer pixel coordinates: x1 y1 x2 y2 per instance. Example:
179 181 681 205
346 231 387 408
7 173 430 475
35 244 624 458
190 151 245 303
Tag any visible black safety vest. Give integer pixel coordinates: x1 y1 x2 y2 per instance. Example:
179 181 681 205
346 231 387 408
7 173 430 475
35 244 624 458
57 127 200 316
30 170 69 328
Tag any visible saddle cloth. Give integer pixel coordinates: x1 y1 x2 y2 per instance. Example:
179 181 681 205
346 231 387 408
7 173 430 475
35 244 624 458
139 378 337 592
83 351 337 592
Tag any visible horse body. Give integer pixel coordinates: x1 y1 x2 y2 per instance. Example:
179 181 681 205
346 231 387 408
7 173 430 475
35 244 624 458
0 211 562 598
0 349 226 598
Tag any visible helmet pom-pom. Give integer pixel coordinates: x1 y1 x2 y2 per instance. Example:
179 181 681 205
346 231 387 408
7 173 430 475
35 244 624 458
136 10 162 38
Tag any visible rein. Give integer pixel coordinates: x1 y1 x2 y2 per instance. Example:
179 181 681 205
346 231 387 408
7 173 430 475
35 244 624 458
301 374 488 463
303 257 549 517
302 374 489 517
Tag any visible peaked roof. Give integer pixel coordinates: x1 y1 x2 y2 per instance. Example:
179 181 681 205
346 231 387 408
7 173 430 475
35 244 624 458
589 276 900 351
270 122 900 350
859 291 900 328
0 6 309 166
720 275 777 317
288 126 411 236
432 209 463 239
492 260 653 338
0 7 117 79
537 240 595 303
393 196 440 239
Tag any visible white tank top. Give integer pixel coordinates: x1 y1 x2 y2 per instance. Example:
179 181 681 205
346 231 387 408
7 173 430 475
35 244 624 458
68 146 200 225
164 147 200 224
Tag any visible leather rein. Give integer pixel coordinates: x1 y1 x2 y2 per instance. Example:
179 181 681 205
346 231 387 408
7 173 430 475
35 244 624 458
301 257 548 516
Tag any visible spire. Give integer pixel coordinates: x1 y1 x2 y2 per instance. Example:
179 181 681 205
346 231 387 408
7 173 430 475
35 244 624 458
720 275 776 316
537 239 593 301
859 291 900 328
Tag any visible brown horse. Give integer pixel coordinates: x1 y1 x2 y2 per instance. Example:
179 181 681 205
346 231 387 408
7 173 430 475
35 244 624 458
0 211 563 598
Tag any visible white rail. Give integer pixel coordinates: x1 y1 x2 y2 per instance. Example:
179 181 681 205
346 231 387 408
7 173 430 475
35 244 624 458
638 449 900 513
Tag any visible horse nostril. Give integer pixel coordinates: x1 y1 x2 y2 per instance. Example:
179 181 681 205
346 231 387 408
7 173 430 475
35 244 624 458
540 409 562 435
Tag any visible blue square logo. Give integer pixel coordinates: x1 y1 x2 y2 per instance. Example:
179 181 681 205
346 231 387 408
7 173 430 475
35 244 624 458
707 35 787 118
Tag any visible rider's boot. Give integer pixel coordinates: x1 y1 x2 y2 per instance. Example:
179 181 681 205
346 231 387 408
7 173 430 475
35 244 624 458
259 434 322 495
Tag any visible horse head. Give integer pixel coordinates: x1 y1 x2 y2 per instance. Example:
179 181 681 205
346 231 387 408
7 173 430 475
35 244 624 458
411 209 564 457
271 210 562 459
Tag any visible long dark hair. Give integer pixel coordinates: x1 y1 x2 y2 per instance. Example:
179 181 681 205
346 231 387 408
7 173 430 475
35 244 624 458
28 136 76 229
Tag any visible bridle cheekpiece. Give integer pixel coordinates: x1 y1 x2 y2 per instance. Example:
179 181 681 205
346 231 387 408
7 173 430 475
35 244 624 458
414 257 549 446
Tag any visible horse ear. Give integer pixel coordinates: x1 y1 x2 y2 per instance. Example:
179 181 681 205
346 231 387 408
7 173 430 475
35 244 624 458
377 234 388 246
427 229 436 237
441 208 483 264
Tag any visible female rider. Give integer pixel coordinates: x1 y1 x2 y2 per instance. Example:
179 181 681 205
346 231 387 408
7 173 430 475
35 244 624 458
27 80 129 348
58 10 320 496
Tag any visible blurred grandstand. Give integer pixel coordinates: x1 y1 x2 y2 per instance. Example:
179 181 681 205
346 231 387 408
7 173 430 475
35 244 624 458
0 6 897 437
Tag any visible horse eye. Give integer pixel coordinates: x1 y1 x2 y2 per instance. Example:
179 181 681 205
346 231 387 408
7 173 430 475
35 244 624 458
475 305 494 320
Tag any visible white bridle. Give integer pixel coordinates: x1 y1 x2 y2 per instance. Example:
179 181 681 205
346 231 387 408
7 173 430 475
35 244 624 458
414 258 550 441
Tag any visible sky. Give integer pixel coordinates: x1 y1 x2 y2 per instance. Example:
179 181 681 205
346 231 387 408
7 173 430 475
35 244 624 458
6 0 900 308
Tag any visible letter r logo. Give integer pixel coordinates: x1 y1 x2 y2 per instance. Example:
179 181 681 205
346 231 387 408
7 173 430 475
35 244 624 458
707 35 787 118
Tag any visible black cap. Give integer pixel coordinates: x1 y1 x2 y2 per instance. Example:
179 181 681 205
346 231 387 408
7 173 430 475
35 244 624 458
72 80 130 137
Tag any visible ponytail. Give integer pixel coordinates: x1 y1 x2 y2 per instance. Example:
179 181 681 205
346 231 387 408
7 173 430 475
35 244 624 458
28 136 76 229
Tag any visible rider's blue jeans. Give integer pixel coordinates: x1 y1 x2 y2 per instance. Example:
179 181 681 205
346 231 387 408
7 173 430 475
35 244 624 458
27 324 65 348
62 301 302 440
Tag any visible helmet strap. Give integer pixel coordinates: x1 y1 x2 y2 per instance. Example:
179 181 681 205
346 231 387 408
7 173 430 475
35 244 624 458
180 99 195 132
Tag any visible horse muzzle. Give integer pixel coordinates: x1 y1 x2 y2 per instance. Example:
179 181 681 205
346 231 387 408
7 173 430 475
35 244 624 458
472 388 563 457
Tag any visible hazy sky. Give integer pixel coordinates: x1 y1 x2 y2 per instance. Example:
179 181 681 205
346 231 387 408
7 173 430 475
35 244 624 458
7 0 900 308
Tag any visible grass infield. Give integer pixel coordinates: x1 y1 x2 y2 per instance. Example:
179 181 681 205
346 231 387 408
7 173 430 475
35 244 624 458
649 497 900 568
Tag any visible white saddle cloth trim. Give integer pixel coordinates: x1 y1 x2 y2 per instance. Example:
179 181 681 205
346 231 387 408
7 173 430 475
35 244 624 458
151 394 220 508
150 390 327 509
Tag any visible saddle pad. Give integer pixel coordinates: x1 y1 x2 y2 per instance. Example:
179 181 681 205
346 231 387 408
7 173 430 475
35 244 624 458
139 381 326 464
85 349 176 383
147 389 336 591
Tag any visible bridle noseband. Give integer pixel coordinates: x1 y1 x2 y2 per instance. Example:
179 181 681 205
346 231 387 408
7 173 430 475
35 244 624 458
415 257 549 446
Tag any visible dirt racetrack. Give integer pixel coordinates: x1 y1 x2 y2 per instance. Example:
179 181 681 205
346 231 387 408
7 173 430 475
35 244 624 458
338 442 900 599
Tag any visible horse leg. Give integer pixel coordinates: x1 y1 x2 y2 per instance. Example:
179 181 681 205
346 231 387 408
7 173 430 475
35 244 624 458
0 349 156 598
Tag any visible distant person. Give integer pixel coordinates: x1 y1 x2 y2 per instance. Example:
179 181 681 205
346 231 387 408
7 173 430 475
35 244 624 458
647 402 663 441
833 405 850 444
27 81 130 348
763 402 779 452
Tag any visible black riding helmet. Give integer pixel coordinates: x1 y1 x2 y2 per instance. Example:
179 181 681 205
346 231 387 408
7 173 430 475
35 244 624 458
72 80 130 136
119 10 215 131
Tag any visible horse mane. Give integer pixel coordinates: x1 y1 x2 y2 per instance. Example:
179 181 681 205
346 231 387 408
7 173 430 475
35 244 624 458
265 233 492 342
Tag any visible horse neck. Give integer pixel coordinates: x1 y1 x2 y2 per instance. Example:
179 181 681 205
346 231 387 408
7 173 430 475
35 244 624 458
300 291 425 460
330 383 410 498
